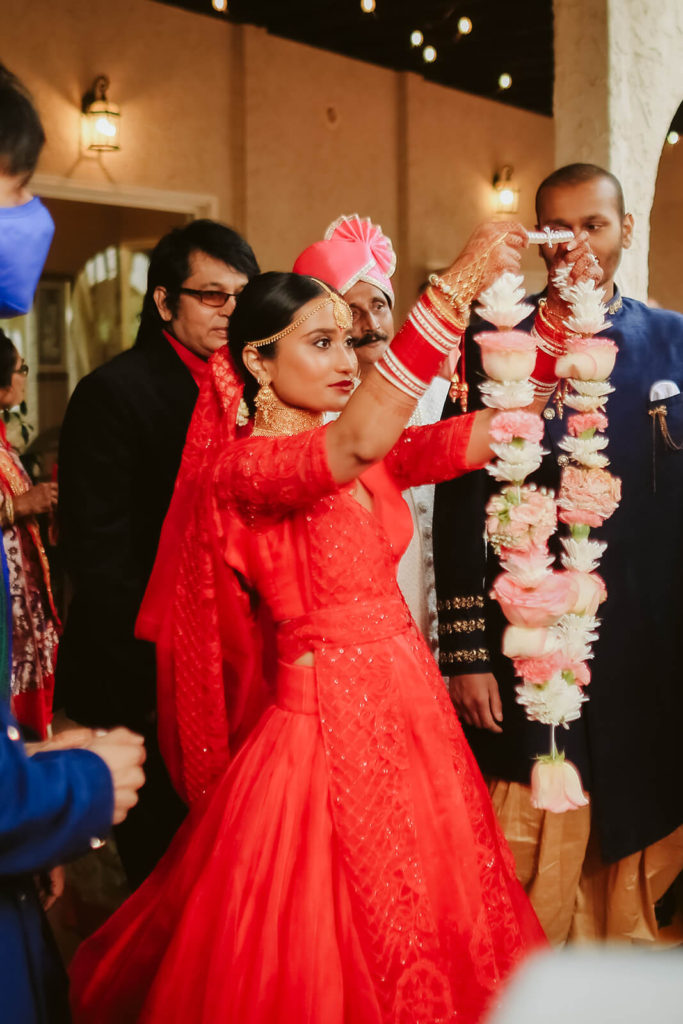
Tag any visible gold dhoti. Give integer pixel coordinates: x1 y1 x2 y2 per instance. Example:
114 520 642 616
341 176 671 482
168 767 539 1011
488 778 683 946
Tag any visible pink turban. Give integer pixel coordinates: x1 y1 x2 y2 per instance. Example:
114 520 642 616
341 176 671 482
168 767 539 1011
293 213 397 305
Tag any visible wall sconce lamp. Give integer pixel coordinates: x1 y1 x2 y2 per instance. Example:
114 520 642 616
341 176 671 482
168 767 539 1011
81 75 121 153
492 165 519 214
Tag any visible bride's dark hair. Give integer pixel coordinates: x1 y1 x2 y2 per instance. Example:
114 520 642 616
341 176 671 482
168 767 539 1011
228 271 329 413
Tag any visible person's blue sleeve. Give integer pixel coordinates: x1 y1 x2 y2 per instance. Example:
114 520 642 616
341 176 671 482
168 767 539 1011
0 712 113 876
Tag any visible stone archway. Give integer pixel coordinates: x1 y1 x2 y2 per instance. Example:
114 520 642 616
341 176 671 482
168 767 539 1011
553 0 683 300
649 101 683 312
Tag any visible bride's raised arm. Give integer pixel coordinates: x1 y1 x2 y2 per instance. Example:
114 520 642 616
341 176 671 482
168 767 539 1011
237 224 528 489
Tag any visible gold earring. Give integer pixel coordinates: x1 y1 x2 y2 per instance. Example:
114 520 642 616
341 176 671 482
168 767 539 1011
254 379 277 413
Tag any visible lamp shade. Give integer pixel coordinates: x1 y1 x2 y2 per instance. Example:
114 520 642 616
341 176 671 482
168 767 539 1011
81 76 121 152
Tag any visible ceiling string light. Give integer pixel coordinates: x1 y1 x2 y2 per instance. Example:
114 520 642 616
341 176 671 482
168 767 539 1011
410 29 424 47
360 0 376 12
457 16 473 36
423 44 437 63
666 130 680 146
498 72 513 90
211 0 228 10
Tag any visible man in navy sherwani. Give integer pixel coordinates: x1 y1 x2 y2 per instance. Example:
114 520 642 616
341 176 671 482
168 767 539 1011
0 63 146 1022
434 164 683 944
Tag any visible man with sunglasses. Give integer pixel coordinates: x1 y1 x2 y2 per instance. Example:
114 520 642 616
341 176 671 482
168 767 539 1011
57 220 259 886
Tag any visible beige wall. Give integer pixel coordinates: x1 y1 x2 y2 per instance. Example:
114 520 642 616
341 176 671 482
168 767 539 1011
402 77 553 311
1 0 236 216
3 0 683 316
241 26 553 315
2 0 556 315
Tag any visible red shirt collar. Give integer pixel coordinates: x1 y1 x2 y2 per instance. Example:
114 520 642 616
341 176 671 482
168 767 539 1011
163 330 210 387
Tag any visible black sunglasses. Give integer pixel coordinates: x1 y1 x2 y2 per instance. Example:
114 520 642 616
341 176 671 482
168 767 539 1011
179 288 240 308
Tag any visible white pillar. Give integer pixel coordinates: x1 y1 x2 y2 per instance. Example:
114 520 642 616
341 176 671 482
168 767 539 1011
553 0 683 300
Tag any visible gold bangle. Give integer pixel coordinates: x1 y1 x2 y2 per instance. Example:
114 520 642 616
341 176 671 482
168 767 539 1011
2 494 14 529
431 231 510 312
426 285 470 332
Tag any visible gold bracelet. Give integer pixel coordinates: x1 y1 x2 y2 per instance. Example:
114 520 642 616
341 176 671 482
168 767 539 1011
431 231 510 312
426 284 470 332
3 493 14 529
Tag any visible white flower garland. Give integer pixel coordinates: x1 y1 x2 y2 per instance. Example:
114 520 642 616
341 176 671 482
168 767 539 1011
477 271 622 810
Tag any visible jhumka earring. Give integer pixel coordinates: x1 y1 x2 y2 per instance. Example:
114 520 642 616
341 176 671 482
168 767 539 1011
254 379 277 415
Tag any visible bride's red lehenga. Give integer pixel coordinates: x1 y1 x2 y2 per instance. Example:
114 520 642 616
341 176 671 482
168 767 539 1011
70 350 545 1024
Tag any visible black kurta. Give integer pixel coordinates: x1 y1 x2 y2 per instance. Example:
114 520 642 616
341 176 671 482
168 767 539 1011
434 294 683 863
56 327 196 884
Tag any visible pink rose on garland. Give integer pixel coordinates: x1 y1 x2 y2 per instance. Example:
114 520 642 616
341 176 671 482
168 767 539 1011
490 410 544 445
555 337 618 381
531 756 589 812
567 412 608 437
492 570 576 627
558 466 622 527
563 570 607 616
475 330 537 381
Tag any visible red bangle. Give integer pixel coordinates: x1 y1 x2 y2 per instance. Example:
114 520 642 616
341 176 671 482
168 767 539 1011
376 293 463 400
529 347 560 398
533 300 574 356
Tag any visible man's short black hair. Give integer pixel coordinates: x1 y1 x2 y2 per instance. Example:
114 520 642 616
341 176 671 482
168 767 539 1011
137 219 260 343
0 64 45 178
535 163 625 221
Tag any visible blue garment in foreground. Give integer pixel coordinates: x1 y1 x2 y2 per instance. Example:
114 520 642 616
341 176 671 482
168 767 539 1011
0 697 113 1022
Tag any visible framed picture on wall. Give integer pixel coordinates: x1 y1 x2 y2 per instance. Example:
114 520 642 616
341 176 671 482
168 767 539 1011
35 277 70 372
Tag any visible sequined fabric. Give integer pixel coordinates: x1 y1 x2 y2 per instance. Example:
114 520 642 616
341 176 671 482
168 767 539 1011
72 351 545 1023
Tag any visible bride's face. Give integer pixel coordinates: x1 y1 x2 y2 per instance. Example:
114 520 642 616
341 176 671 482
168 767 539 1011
245 298 359 413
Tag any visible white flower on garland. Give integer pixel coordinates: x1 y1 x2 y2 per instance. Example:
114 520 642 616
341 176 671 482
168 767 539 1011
564 380 615 413
490 440 545 464
479 379 535 410
554 613 600 662
571 380 615 397
561 537 607 573
564 394 608 413
488 442 545 483
516 673 587 727
503 547 555 587
558 434 610 468
475 272 534 329
552 269 612 337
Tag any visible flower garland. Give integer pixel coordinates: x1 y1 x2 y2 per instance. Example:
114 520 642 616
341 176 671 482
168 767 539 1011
477 271 622 812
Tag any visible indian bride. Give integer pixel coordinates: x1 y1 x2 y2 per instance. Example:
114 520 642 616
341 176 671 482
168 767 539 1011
71 223 547 1024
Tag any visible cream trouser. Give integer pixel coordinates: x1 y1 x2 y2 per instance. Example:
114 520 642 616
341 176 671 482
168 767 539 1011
488 778 683 945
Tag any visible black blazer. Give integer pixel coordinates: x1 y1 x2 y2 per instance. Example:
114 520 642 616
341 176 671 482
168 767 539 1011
55 329 199 731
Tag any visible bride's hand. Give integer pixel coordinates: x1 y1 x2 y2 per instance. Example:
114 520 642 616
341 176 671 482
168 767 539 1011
439 222 529 307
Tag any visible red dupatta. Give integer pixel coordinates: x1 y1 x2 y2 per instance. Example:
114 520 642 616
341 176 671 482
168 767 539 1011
136 349 269 805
